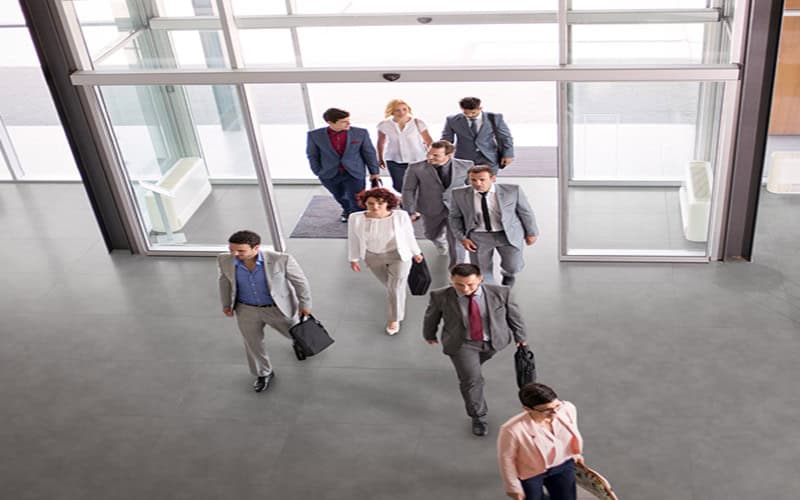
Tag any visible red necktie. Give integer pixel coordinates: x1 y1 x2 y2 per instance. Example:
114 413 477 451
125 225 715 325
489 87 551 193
468 294 483 342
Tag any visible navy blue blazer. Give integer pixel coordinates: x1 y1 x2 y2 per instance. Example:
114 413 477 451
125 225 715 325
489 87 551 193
306 127 379 180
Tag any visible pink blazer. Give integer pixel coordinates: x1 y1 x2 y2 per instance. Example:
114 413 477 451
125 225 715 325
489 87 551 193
497 401 583 494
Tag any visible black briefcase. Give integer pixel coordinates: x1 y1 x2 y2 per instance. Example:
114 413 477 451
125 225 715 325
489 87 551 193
407 257 431 296
289 314 334 361
514 345 537 388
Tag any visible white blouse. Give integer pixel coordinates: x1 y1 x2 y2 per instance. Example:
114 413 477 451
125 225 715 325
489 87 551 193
363 214 398 254
377 117 428 163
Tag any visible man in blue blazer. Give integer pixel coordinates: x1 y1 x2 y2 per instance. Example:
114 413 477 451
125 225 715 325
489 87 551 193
441 97 514 173
306 108 381 222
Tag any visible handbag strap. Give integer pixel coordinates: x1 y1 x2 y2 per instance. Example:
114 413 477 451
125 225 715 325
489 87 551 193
487 112 505 156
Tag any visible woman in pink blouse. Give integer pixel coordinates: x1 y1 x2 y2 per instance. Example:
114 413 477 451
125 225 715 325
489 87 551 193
497 383 584 500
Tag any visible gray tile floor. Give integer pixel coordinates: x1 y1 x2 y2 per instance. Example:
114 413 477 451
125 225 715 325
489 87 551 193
1 182 799 500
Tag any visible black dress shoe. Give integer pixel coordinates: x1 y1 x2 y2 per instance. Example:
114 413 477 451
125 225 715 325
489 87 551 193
472 418 489 437
340 211 348 223
501 275 516 287
253 372 274 393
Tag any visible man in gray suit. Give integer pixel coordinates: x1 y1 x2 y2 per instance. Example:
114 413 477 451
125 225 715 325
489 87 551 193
449 165 539 287
402 140 472 267
218 230 312 392
441 96 514 173
424 263 527 436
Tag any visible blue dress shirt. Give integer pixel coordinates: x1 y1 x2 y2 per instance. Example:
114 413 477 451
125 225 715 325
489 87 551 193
234 252 274 306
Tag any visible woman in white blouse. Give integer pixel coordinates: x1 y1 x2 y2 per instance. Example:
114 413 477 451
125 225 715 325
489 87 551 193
348 187 424 336
376 99 433 192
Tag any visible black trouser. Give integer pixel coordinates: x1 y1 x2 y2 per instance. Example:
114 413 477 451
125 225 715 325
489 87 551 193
385 160 408 192
520 459 576 500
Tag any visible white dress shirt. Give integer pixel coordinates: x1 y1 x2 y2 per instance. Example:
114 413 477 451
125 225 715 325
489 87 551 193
348 210 422 262
472 184 504 232
377 117 428 163
466 112 483 134
363 214 397 254
456 285 490 341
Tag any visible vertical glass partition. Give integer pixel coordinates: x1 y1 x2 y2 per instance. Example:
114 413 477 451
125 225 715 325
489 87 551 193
54 0 742 257
565 81 725 258
99 84 273 249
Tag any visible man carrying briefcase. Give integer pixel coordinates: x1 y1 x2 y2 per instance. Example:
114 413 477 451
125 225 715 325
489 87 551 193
218 230 313 393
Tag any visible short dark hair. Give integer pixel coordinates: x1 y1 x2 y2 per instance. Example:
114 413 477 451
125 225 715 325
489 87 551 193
430 140 455 155
355 187 400 210
323 108 349 123
519 383 559 409
228 230 261 247
450 263 481 277
459 97 481 110
468 165 495 177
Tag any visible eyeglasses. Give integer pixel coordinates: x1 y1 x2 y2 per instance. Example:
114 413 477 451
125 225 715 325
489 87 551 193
530 401 562 415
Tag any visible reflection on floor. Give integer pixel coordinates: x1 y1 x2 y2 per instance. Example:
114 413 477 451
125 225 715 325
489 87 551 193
1 182 799 500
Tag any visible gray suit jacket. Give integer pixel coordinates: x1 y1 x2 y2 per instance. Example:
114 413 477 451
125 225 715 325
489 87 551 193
423 285 526 356
401 158 472 217
448 184 539 250
441 112 514 166
217 249 312 320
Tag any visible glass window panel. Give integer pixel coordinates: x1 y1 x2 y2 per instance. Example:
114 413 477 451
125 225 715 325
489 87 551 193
260 82 555 181
71 0 134 59
566 81 723 257
157 1 218 16
0 28 78 180
95 30 228 69
0 147 12 180
571 0 707 9
571 24 711 64
297 25 558 67
247 84 308 181
0 1 25 24
232 0 287 15
99 84 273 249
239 30 297 67
294 0 556 13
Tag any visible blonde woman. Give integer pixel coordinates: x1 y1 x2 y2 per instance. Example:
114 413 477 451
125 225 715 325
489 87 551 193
376 99 433 192
348 187 424 336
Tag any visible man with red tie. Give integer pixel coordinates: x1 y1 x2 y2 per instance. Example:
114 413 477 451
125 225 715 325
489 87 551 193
423 263 528 437
306 108 381 222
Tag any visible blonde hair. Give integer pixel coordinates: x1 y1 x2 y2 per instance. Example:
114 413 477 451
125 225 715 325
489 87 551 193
384 99 413 118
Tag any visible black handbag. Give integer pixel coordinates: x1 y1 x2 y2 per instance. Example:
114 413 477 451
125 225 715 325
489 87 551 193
514 344 537 388
370 177 383 188
289 314 334 361
407 257 431 296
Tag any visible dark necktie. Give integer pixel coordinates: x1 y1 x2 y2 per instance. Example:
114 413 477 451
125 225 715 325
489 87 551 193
468 294 483 342
469 117 478 136
480 192 492 232
435 165 446 186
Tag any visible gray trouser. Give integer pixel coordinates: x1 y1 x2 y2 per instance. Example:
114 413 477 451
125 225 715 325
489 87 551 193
364 250 412 322
448 340 496 420
235 303 295 376
422 211 465 267
469 230 524 285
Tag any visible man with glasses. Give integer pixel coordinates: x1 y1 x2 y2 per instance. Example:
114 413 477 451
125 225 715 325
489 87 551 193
423 263 527 436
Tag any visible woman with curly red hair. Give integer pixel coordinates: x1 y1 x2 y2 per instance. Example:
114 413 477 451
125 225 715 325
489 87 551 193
347 187 423 335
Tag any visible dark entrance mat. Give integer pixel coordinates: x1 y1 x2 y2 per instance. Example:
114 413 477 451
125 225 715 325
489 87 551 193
289 196 428 239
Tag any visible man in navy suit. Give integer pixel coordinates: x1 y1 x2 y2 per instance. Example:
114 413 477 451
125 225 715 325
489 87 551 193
307 108 381 222
441 97 514 173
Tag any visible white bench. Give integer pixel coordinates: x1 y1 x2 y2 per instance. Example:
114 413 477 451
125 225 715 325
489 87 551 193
678 160 712 242
767 151 800 194
140 157 212 233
